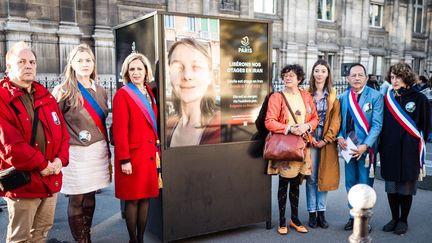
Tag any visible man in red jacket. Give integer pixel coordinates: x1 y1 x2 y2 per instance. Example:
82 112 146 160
0 42 70 242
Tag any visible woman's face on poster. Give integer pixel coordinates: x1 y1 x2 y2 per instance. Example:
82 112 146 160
169 44 212 104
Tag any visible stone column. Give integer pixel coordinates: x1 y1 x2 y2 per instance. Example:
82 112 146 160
93 0 115 87
58 0 82 73
4 0 31 50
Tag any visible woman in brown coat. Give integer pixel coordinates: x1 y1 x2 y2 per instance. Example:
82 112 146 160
306 60 341 229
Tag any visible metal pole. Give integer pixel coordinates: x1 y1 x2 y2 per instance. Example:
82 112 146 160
349 208 373 243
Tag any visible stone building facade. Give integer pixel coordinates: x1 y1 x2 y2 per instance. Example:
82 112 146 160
0 0 431 84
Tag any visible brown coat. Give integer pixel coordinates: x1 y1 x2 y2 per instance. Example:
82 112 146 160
315 88 341 191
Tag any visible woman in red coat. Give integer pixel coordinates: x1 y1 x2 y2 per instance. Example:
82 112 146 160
112 53 159 243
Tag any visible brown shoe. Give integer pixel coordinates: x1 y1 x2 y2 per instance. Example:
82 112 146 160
277 226 288 235
289 220 309 233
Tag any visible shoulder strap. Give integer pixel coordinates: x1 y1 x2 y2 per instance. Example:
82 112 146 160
29 106 40 147
279 91 299 124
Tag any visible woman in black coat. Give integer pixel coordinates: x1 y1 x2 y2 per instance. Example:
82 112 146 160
379 63 431 235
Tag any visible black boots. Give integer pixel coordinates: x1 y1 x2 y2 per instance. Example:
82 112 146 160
68 215 89 243
308 212 317 228
83 207 93 243
317 211 329 229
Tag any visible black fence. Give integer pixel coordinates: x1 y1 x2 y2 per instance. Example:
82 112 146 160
37 76 117 109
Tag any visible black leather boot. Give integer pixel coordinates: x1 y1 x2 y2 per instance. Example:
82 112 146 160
317 211 329 229
83 207 94 243
68 215 88 243
308 212 317 228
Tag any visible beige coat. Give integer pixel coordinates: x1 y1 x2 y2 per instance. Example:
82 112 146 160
315 88 341 191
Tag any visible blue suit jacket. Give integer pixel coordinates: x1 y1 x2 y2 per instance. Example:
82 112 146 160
338 86 384 150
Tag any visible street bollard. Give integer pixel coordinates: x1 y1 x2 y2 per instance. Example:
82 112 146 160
347 184 376 243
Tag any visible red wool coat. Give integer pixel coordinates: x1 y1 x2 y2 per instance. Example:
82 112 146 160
112 83 159 200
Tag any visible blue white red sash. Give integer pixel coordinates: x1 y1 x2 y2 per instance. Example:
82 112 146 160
78 81 107 139
348 90 369 136
123 82 158 138
384 87 426 178
347 89 375 176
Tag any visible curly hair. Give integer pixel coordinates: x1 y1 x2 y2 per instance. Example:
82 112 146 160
280 64 305 85
386 62 417 87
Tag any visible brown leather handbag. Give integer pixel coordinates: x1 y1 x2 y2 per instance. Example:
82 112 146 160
263 92 306 162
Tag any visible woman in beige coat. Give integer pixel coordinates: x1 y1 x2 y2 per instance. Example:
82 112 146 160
306 59 341 229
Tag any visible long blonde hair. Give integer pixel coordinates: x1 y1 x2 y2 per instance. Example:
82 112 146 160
53 44 97 108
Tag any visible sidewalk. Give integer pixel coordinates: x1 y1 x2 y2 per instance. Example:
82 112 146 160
1 158 432 242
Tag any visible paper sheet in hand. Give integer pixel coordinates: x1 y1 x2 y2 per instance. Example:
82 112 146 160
341 137 357 163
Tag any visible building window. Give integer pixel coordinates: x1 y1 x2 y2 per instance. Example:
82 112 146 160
413 0 424 33
318 52 335 70
368 55 383 77
412 58 425 75
164 15 174 28
221 0 239 11
187 17 196 32
369 3 383 27
317 0 334 21
199 18 219 40
254 0 275 14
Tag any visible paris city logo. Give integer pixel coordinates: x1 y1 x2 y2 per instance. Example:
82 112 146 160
238 36 253 53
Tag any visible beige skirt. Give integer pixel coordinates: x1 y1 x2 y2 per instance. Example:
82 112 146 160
267 147 312 178
61 140 110 195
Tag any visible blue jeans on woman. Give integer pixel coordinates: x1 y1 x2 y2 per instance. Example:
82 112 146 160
306 148 328 212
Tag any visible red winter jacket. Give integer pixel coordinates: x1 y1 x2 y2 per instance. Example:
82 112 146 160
0 77 70 198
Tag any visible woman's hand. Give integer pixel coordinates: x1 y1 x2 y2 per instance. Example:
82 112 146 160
315 140 327 148
121 162 132 175
290 123 310 136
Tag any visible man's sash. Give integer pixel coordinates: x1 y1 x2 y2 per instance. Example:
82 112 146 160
347 90 375 177
384 87 426 180
77 82 107 139
123 82 163 188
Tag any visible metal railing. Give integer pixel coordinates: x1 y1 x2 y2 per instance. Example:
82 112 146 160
36 76 117 109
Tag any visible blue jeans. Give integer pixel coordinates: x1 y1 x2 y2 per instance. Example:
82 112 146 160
345 156 374 209
306 148 328 212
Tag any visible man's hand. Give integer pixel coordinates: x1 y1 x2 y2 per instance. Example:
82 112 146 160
350 144 368 159
51 157 63 175
40 163 56 177
337 137 347 150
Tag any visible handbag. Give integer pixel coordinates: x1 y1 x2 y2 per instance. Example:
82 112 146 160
263 92 306 162
0 106 40 191
0 167 31 191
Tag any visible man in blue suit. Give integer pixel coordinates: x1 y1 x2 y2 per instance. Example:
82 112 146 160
337 63 384 231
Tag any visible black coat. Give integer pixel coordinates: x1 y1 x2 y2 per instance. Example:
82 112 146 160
379 88 431 182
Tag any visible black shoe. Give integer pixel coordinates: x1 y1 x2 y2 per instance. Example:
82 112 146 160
308 212 317 228
383 219 398 232
344 218 354 231
393 222 408 235
317 211 329 229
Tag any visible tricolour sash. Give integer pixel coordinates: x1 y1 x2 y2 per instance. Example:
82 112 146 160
78 81 107 139
384 87 426 180
347 89 375 177
123 82 163 188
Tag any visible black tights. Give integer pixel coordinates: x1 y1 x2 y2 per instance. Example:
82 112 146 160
68 191 96 219
387 193 413 223
278 175 302 227
125 199 149 243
